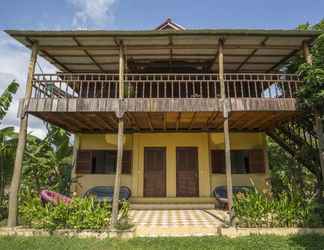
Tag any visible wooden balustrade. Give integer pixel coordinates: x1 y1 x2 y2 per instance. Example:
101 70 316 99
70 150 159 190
32 73 302 100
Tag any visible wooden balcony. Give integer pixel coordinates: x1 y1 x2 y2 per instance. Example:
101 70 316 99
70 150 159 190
25 73 302 133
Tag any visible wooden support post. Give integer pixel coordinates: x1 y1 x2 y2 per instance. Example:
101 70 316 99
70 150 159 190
303 41 324 189
8 42 39 227
219 38 234 216
111 42 125 227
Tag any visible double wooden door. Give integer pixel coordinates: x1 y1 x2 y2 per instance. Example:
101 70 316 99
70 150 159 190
143 147 199 197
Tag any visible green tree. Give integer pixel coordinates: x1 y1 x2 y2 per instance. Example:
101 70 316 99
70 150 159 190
279 20 324 193
20 125 73 199
0 81 19 200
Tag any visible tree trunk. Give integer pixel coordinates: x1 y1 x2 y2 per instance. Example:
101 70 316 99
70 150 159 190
0 155 4 201
111 42 124 227
315 114 324 195
7 42 38 227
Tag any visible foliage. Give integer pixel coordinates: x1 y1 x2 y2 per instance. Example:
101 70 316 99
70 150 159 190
0 81 19 219
233 185 323 228
0 194 8 221
297 58 324 115
268 137 317 198
20 196 115 231
0 127 17 194
0 80 19 121
20 125 74 198
285 20 324 116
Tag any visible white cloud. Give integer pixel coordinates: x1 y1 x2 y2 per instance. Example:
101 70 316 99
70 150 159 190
68 0 118 28
0 32 57 139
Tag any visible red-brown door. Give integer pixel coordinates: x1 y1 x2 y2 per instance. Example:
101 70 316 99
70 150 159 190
176 147 199 197
144 147 166 197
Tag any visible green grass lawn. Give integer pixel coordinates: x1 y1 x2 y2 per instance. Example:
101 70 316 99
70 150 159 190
0 234 324 250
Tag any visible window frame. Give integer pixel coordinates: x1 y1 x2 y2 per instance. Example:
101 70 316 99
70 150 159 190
210 149 265 174
76 149 132 175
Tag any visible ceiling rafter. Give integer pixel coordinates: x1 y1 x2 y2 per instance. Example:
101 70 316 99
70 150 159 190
176 112 181 130
266 49 300 72
72 36 105 72
38 44 302 51
235 36 269 72
26 37 71 72
146 113 154 131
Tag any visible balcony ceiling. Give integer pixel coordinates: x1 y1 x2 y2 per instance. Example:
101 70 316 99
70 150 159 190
5 29 319 73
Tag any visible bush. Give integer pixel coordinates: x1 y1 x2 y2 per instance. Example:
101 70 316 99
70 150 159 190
233 187 321 228
20 196 129 231
0 195 8 221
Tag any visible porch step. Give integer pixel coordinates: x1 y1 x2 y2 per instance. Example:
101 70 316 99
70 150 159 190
129 197 215 204
130 203 215 210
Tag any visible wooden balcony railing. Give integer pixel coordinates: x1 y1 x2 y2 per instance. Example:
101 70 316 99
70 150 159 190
32 73 302 100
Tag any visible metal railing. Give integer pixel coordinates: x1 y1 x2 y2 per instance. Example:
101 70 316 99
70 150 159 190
32 73 302 99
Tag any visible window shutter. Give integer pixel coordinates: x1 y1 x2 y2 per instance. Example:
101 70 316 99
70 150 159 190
249 149 266 173
122 151 132 174
76 150 92 174
211 150 225 174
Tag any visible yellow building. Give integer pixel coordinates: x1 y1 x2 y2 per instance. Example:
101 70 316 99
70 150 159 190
7 18 319 213
74 132 269 202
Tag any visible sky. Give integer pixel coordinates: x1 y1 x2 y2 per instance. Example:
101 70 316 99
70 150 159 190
0 0 323 138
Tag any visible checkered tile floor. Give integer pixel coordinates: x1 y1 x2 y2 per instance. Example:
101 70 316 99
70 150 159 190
128 209 225 227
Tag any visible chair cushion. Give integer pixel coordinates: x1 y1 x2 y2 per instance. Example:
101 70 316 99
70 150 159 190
84 186 131 202
213 185 252 199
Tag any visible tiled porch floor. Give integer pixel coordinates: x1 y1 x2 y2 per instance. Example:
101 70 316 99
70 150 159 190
128 209 226 227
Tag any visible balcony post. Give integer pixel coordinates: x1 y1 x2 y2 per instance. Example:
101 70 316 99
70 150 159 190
303 41 324 191
8 42 39 227
219 38 234 218
111 41 125 227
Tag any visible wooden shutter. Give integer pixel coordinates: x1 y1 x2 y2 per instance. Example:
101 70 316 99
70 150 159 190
249 149 266 173
211 150 225 174
76 150 92 174
122 151 132 174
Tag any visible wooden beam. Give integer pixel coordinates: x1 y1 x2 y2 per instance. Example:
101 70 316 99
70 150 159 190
266 49 300 72
176 112 182 130
8 42 39 227
95 114 114 130
73 36 106 72
188 112 197 130
50 53 292 58
26 37 71 72
163 113 167 130
146 113 154 131
219 38 234 219
126 112 140 130
205 112 219 129
111 41 125 227
39 44 302 51
235 37 269 72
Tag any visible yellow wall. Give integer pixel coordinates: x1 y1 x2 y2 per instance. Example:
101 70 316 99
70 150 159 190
132 133 210 197
209 132 269 192
73 133 133 196
73 132 269 197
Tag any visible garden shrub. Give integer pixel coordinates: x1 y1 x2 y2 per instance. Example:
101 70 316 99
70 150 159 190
20 196 129 231
0 195 8 221
233 187 321 228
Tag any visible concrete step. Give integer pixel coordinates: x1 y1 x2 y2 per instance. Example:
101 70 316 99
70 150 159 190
130 203 216 210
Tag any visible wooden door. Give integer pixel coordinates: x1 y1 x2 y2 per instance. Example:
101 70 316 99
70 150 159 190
176 147 199 197
144 147 166 197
